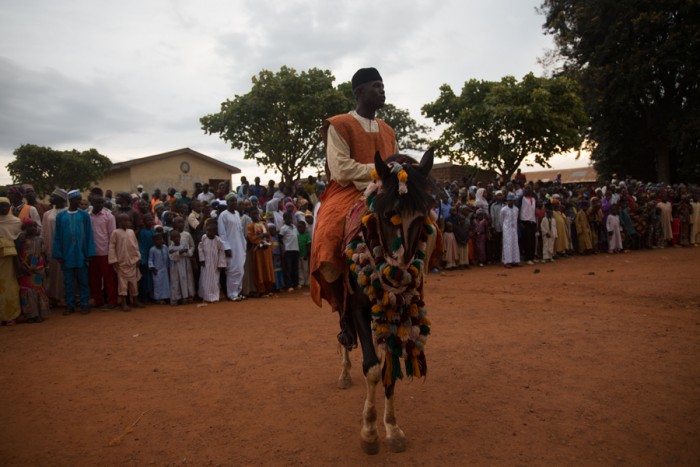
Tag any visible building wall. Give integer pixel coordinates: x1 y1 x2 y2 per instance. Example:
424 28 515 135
95 155 234 194
95 168 131 195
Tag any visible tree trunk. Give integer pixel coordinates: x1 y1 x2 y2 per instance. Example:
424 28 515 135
656 144 671 184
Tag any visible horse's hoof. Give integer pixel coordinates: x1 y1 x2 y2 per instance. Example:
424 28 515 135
337 376 352 389
361 439 380 455
386 436 407 453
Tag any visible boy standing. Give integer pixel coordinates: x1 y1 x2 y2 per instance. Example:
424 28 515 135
297 221 312 287
540 205 558 263
109 213 144 311
149 233 170 304
198 220 227 302
279 212 300 291
168 230 193 305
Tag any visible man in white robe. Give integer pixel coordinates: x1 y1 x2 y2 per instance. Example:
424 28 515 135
218 195 246 301
540 206 558 262
500 193 520 268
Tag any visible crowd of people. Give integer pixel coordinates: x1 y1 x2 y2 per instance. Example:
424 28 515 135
1 172 698 326
435 175 700 272
0 177 319 323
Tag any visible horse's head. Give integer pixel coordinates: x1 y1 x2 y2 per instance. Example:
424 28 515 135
371 148 435 267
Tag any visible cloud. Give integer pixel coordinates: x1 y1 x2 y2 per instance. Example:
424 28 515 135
0 57 150 152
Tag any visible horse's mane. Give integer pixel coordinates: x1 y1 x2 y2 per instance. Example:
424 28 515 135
372 154 436 217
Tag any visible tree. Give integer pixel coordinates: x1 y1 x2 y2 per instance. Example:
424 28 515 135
337 82 432 152
422 73 588 180
201 66 351 186
6 144 112 197
540 0 700 183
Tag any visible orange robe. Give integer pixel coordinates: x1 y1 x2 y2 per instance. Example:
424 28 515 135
247 221 275 294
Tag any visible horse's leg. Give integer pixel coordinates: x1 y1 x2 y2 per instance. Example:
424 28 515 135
361 362 382 454
351 290 382 454
337 344 352 389
383 383 407 452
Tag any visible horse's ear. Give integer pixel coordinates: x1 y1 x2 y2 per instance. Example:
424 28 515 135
417 148 434 176
375 151 390 180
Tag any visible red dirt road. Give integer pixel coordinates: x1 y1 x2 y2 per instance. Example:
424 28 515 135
2 247 699 466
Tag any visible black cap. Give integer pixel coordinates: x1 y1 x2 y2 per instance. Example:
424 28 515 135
351 67 382 89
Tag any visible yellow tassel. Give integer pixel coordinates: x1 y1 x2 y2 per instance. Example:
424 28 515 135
360 274 368 285
383 266 391 279
384 356 393 386
398 169 408 182
371 304 383 313
397 325 408 340
371 169 379 180
382 292 390 306
361 214 372 225
375 324 390 335
409 303 419 316
422 317 432 326
385 309 394 322
412 357 421 378
390 214 402 226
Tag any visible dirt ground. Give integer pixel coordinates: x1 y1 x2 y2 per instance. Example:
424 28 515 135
1 247 699 466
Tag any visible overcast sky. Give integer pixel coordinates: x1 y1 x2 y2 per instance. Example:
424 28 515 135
0 0 587 187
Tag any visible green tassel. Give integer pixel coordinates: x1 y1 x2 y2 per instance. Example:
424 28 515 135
391 236 402 253
392 354 403 382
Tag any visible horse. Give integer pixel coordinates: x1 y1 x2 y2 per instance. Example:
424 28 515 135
338 148 437 454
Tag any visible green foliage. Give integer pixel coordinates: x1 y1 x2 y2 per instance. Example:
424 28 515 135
202 69 431 185
540 0 700 183
201 66 351 186
422 73 587 180
6 144 112 198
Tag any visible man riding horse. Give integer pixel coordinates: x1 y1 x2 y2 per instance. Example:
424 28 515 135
311 68 441 454
310 67 399 347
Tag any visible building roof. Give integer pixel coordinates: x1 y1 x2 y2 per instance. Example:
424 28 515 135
109 148 241 173
522 166 598 184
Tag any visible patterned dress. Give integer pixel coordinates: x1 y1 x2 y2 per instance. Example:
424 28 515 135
17 236 50 319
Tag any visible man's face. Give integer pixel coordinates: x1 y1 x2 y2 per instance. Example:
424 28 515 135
24 187 36 202
92 197 105 214
69 197 81 210
227 198 237 212
356 80 386 110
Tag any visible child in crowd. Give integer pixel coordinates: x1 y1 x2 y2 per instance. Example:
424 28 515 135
168 229 193 305
442 221 459 270
453 213 471 269
297 220 312 287
172 216 196 296
540 205 558 263
149 232 170 304
268 223 285 291
246 208 275 296
279 211 300 291
607 204 623 253
16 219 49 322
137 213 155 303
109 213 144 311
473 209 489 267
198 220 227 302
